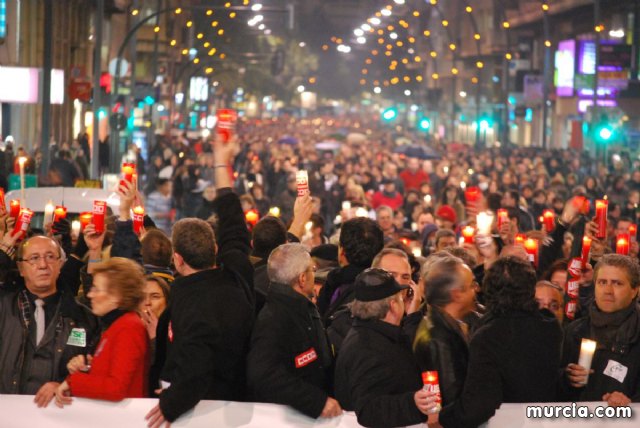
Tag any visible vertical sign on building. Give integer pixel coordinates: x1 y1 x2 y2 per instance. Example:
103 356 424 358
0 1 7 40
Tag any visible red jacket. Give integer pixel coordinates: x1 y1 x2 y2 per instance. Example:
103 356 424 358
67 312 149 401
399 169 429 191
371 191 404 210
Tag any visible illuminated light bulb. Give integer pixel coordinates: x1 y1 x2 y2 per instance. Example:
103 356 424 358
170 39 177 46
476 61 484 68
466 6 473 12
186 21 193 27
174 7 182 14
131 9 139 16
154 26 160 33
503 21 510 28
442 20 449 27
452 68 459 75
193 58 200 64
449 43 456 50
506 53 513 60
474 33 481 40
432 73 439 80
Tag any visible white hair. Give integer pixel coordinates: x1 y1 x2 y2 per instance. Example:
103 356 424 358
267 243 311 285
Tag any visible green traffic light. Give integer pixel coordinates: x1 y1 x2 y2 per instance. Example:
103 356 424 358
144 95 156 105
479 119 491 131
382 108 398 121
418 118 431 131
598 127 613 141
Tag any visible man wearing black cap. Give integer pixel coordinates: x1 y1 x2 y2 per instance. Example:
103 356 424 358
334 268 438 427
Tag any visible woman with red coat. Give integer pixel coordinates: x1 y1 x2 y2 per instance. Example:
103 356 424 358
54 258 149 404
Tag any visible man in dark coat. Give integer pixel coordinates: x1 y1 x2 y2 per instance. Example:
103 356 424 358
413 254 476 407
146 138 254 427
247 243 341 419
317 217 384 325
334 268 438 427
437 257 562 428
561 254 640 405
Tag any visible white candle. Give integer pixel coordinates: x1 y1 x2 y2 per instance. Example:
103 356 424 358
342 201 351 211
412 247 422 258
18 156 27 205
43 201 55 225
578 338 597 384
476 211 495 235
460 181 467 190
71 220 81 238
268 206 281 217
355 207 368 218
424 195 432 205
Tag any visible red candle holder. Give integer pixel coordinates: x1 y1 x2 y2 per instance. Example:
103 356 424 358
465 187 480 203
9 200 20 219
133 206 145 235
121 163 135 183
616 234 630 255
216 108 238 143
462 225 475 244
542 209 555 233
581 236 592 266
524 238 539 267
0 188 5 215
92 201 107 234
629 224 637 243
79 212 93 231
53 206 67 223
12 208 33 237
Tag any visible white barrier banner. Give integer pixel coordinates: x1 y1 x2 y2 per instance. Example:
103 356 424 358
0 395 637 427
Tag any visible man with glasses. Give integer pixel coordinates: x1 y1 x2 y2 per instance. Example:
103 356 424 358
535 280 565 324
0 236 98 407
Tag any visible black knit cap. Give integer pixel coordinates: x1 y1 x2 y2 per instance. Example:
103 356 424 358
354 268 409 302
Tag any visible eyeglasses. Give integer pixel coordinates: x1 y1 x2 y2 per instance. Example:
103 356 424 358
17 253 61 266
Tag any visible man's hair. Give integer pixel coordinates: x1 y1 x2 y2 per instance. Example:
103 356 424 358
542 259 568 282
141 229 173 268
91 258 145 312
156 178 170 188
171 218 217 269
426 270 465 307
434 229 456 247
421 251 463 282
252 216 287 259
339 218 384 267
483 256 538 315
444 246 478 269
535 280 564 295
371 248 409 269
350 294 397 320
594 254 640 289
616 217 633 227
267 243 310 286
375 205 393 217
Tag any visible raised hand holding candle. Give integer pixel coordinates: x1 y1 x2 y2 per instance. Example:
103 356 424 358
12 208 33 237
216 108 238 143
578 339 597 384
616 234 630 255
9 200 20 219
595 199 608 239
543 209 555 233
121 163 135 183
92 201 107 234
421 371 442 414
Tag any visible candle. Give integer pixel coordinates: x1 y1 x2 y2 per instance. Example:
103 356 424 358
476 211 494 235
595 199 608 239
515 233 526 245
581 236 592 266
629 224 637 243
342 201 351 211
43 201 55 225
572 196 590 215
465 186 480 203
121 163 135 183
79 212 93 231
578 339 597 384
424 194 432 205
460 181 466 190
616 234 630 255
71 220 81 238
543 209 555 233
53 206 67 223
497 208 508 230
216 108 238 143
132 206 145 235
92 200 107 234
9 200 20 219
421 371 442 413
443 166 449 175
412 247 422 258
245 209 259 226
0 188 6 215
296 170 309 197
355 207 369 218
18 156 27 204
462 225 475 244
268 206 280 217
524 238 539 267
12 208 33 237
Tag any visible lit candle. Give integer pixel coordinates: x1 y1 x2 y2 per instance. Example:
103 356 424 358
43 201 55 225
9 200 20 219
462 225 475 244
616 234 630 255
268 206 280 217
296 170 309 197
581 236 592 266
12 208 34 237
342 201 351 211
595 199 608 239
424 194 432 205
515 233 526 245
132 206 145 235
578 339 597 384
629 224 637 243
465 186 480 203
18 156 27 205
355 207 369 218
121 163 135 183
497 208 508 230
53 206 67 223
476 211 494 235
543 209 555 233
92 200 107 234
421 371 442 413
460 181 467 190
71 220 81 238
412 247 422 258
245 209 260 226
524 238 539 267
79 212 93 231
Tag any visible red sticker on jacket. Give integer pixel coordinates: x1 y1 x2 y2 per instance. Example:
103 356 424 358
295 348 317 368
168 321 174 343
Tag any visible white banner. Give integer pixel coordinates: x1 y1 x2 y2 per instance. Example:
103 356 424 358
0 395 637 427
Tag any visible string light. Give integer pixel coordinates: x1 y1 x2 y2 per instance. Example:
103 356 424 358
131 9 139 16
154 26 160 33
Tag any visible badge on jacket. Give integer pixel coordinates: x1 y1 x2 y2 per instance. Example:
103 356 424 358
66 328 87 347
603 359 628 383
295 348 317 368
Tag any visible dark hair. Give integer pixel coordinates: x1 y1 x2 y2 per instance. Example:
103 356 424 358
435 229 456 247
310 213 325 231
426 271 464 307
171 218 217 269
145 274 171 302
156 178 170 187
594 254 640 289
340 218 384 268
252 216 287 259
141 229 173 268
444 246 478 269
487 193 503 212
543 259 568 282
483 256 539 315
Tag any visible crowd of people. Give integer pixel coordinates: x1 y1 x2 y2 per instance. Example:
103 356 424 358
1 115 640 427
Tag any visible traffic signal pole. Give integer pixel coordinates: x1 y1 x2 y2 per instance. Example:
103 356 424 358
91 0 104 179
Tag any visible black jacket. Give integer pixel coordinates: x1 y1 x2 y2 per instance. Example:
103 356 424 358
440 309 562 428
317 264 365 325
413 305 469 406
560 303 640 402
247 282 334 418
334 318 426 428
157 189 255 422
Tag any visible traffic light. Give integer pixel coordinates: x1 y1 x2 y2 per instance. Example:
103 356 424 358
418 117 431 131
478 118 492 131
144 95 156 105
593 115 615 144
382 107 398 122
